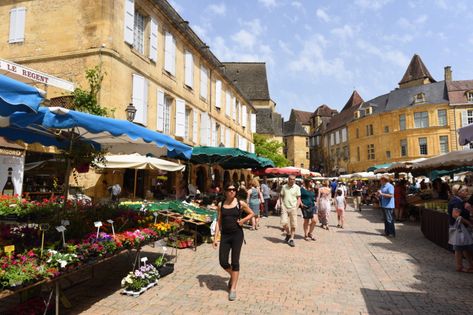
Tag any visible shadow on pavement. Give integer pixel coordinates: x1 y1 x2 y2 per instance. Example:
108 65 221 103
336 229 385 236
263 236 287 244
196 274 228 292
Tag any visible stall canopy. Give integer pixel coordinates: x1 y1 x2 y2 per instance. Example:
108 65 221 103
252 167 321 177
185 146 274 169
97 153 185 172
0 106 192 158
382 158 427 173
459 123 473 146
412 150 473 174
367 163 393 172
0 74 44 116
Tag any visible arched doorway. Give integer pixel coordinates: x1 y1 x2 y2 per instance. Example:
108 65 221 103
232 172 239 185
224 171 230 187
196 166 207 193
213 168 221 189
240 173 245 185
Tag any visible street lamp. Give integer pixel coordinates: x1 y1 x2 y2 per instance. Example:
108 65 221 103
125 103 137 122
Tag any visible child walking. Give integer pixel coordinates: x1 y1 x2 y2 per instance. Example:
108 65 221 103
335 189 346 228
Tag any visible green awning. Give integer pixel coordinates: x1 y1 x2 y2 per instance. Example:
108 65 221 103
190 146 274 169
367 163 394 172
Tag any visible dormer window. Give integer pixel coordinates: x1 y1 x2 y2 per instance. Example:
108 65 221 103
414 93 426 104
466 91 473 103
365 107 372 115
354 110 360 119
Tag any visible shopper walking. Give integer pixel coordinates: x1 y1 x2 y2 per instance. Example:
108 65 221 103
280 175 301 247
301 178 317 241
335 189 346 228
213 184 254 301
378 176 395 237
351 180 363 211
247 179 263 230
318 180 332 230
261 178 271 218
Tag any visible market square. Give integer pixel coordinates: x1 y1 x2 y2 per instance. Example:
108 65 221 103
2 1 473 314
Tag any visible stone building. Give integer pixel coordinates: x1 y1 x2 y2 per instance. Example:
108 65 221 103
0 0 257 198
283 109 312 168
309 105 338 173
223 62 283 143
323 91 363 175
348 54 473 172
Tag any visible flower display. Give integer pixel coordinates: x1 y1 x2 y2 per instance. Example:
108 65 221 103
121 263 160 292
46 249 79 269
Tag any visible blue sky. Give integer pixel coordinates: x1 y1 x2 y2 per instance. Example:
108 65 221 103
171 0 473 119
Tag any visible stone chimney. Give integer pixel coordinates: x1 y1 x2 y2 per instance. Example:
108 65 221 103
444 66 452 82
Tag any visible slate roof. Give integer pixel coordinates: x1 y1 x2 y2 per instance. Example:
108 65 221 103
283 120 309 137
290 109 312 125
399 54 436 85
312 104 337 117
363 81 448 114
325 91 364 132
446 80 473 104
256 108 283 136
221 62 270 100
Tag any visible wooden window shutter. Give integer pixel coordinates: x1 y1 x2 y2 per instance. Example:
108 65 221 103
124 0 134 45
149 18 158 62
184 51 193 88
157 90 165 131
132 74 147 125
215 80 222 109
9 7 26 43
193 110 199 143
175 99 186 137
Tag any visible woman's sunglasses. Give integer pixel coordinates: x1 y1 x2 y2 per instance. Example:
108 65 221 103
226 188 236 192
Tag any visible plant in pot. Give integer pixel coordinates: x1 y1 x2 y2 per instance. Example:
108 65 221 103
154 247 174 277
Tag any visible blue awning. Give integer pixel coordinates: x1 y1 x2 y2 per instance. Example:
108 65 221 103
0 74 43 116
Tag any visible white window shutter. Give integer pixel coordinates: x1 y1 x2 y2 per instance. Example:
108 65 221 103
157 90 165 131
461 110 468 127
232 96 236 120
193 110 199 143
132 74 147 125
210 119 216 146
215 80 222 109
226 128 231 147
200 65 208 99
184 51 193 88
9 7 26 43
164 32 175 75
225 91 231 116
200 113 210 146
237 102 242 125
175 99 186 137
250 113 256 133
149 18 158 62
124 0 134 45
250 143 255 153
242 106 247 127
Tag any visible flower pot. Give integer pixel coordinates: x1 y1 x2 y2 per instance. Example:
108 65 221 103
157 264 174 277
122 286 147 297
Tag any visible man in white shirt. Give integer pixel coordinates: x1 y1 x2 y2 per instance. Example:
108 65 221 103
280 175 301 247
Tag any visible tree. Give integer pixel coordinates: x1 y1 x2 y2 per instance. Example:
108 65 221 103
253 134 290 167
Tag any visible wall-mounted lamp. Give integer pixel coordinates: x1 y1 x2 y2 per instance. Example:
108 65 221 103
125 103 137 122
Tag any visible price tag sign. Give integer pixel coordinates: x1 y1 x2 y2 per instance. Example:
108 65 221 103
61 220 70 226
39 223 50 231
94 221 103 227
56 225 66 232
106 219 114 224
141 257 148 263
152 212 158 217
4 245 15 258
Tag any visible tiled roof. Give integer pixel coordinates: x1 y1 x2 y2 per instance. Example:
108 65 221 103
283 120 309 137
446 80 473 104
290 109 312 125
325 91 364 132
399 54 436 85
221 62 270 100
312 104 337 117
256 108 283 136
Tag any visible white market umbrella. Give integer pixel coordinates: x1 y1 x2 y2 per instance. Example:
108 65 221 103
412 150 473 172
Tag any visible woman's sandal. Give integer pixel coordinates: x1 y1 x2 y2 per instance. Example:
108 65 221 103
304 236 310 241
308 233 316 241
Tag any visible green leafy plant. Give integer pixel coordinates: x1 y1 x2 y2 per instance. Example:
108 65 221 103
154 256 167 267
253 133 290 167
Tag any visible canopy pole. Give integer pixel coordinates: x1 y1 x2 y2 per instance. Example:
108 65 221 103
62 130 75 212
133 169 138 199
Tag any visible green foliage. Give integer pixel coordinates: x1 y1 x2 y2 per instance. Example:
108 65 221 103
71 66 112 117
253 134 290 167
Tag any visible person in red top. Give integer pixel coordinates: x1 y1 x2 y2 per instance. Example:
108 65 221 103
394 180 407 221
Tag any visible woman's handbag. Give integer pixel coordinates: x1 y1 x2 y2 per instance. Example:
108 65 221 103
449 217 473 246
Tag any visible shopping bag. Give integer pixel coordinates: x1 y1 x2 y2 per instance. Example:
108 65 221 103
449 217 473 246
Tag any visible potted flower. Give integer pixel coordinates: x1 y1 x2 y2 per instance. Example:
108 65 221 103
153 247 174 278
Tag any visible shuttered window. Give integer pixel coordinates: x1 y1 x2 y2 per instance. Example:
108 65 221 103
157 91 165 131
133 11 145 54
149 19 158 62
232 96 236 120
225 91 231 116
185 108 191 140
163 96 172 135
184 51 194 88
200 65 208 100
164 32 176 75
242 106 247 128
175 99 185 137
200 113 210 145
225 128 231 147
193 110 199 144
123 0 134 45
132 74 148 125
9 7 26 43
215 80 222 109
250 113 256 133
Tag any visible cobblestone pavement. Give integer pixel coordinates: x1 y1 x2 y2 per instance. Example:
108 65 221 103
60 204 473 315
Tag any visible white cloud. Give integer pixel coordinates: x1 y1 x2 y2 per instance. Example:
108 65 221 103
207 3 226 16
397 15 428 29
192 25 208 39
331 25 356 40
258 0 277 8
241 19 264 35
278 40 294 55
382 33 414 44
232 30 257 49
356 39 409 68
292 1 302 9
168 0 184 14
316 8 331 22
288 34 353 81
354 0 392 10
